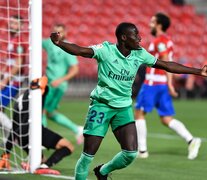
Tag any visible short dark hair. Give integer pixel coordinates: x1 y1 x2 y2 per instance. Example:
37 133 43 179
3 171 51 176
155 13 170 32
115 22 137 39
54 23 66 29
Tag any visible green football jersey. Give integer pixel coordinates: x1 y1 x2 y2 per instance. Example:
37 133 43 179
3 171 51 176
90 41 156 108
42 39 78 90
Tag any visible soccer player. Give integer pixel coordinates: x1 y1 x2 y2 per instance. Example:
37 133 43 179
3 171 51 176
42 24 83 144
134 13 201 160
50 22 207 179
0 77 74 174
0 15 27 143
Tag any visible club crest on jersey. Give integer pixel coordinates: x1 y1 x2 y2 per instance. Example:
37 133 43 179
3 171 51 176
92 44 103 50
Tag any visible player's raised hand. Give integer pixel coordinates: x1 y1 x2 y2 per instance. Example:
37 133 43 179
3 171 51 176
50 32 61 45
201 65 207 77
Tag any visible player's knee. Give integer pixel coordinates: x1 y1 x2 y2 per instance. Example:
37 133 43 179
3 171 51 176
135 110 145 119
65 143 74 153
160 117 172 126
122 150 137 166
56 138 75 153
161 121 168 126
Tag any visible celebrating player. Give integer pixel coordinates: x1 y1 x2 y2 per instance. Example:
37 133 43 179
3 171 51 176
134 13 201 160
50 22 207 179
42 24 83 144
0 77 74 174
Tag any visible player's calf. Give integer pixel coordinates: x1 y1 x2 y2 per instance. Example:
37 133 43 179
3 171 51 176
45 146 72 168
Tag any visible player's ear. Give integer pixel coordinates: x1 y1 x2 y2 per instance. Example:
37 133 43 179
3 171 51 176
121 34 127 41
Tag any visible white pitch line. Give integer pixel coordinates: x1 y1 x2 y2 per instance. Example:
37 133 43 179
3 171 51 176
0 171 27 174
42 174 75 179
1 132 205 178
40 133 206 180
0 168 27 174
148 132 207 142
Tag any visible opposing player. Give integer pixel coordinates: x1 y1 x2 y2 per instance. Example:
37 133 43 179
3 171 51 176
134 13 201 160
50 22 207 179
42 24 83 144
0 15 27 143
0 77 74 174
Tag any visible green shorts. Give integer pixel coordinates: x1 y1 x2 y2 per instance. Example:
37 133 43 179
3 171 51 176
44 86 65 113
83 99 135 137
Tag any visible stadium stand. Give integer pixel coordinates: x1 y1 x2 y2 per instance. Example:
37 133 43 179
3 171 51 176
186 0 207 15
41 0 207 79
1 0 206 81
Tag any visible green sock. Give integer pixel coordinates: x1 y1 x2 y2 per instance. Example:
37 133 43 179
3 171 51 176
50 112 79 134
100 150 137 175
75 152 94 180
42 114 47 127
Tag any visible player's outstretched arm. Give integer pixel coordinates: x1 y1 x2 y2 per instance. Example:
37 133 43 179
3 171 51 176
50 32 94 58
153 59 207 77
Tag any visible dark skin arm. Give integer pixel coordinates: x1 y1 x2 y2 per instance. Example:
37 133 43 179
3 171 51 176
153 59 207 77
50 32 207 77
50 32 94 58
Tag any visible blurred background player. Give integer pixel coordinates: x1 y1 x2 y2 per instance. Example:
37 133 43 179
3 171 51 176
42 23 83 144
134 12 201 160
0 15 27 143
0 77 74 174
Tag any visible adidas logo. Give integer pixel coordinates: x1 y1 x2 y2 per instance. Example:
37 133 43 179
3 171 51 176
134 60 138 67
112 59 118 64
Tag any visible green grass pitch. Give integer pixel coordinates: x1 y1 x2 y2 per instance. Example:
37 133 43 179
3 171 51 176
1 99 207 180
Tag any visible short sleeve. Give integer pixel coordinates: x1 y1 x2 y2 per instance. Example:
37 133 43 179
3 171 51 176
42 39 49 49
90 42 108 62
66 54 78 66
142 48 157 67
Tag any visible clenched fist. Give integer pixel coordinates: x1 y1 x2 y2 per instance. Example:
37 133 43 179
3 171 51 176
201 65 207 77
50 32 61 45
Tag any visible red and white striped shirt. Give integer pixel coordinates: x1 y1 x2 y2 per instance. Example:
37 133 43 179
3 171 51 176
5 33 27 86
144 34 173 86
